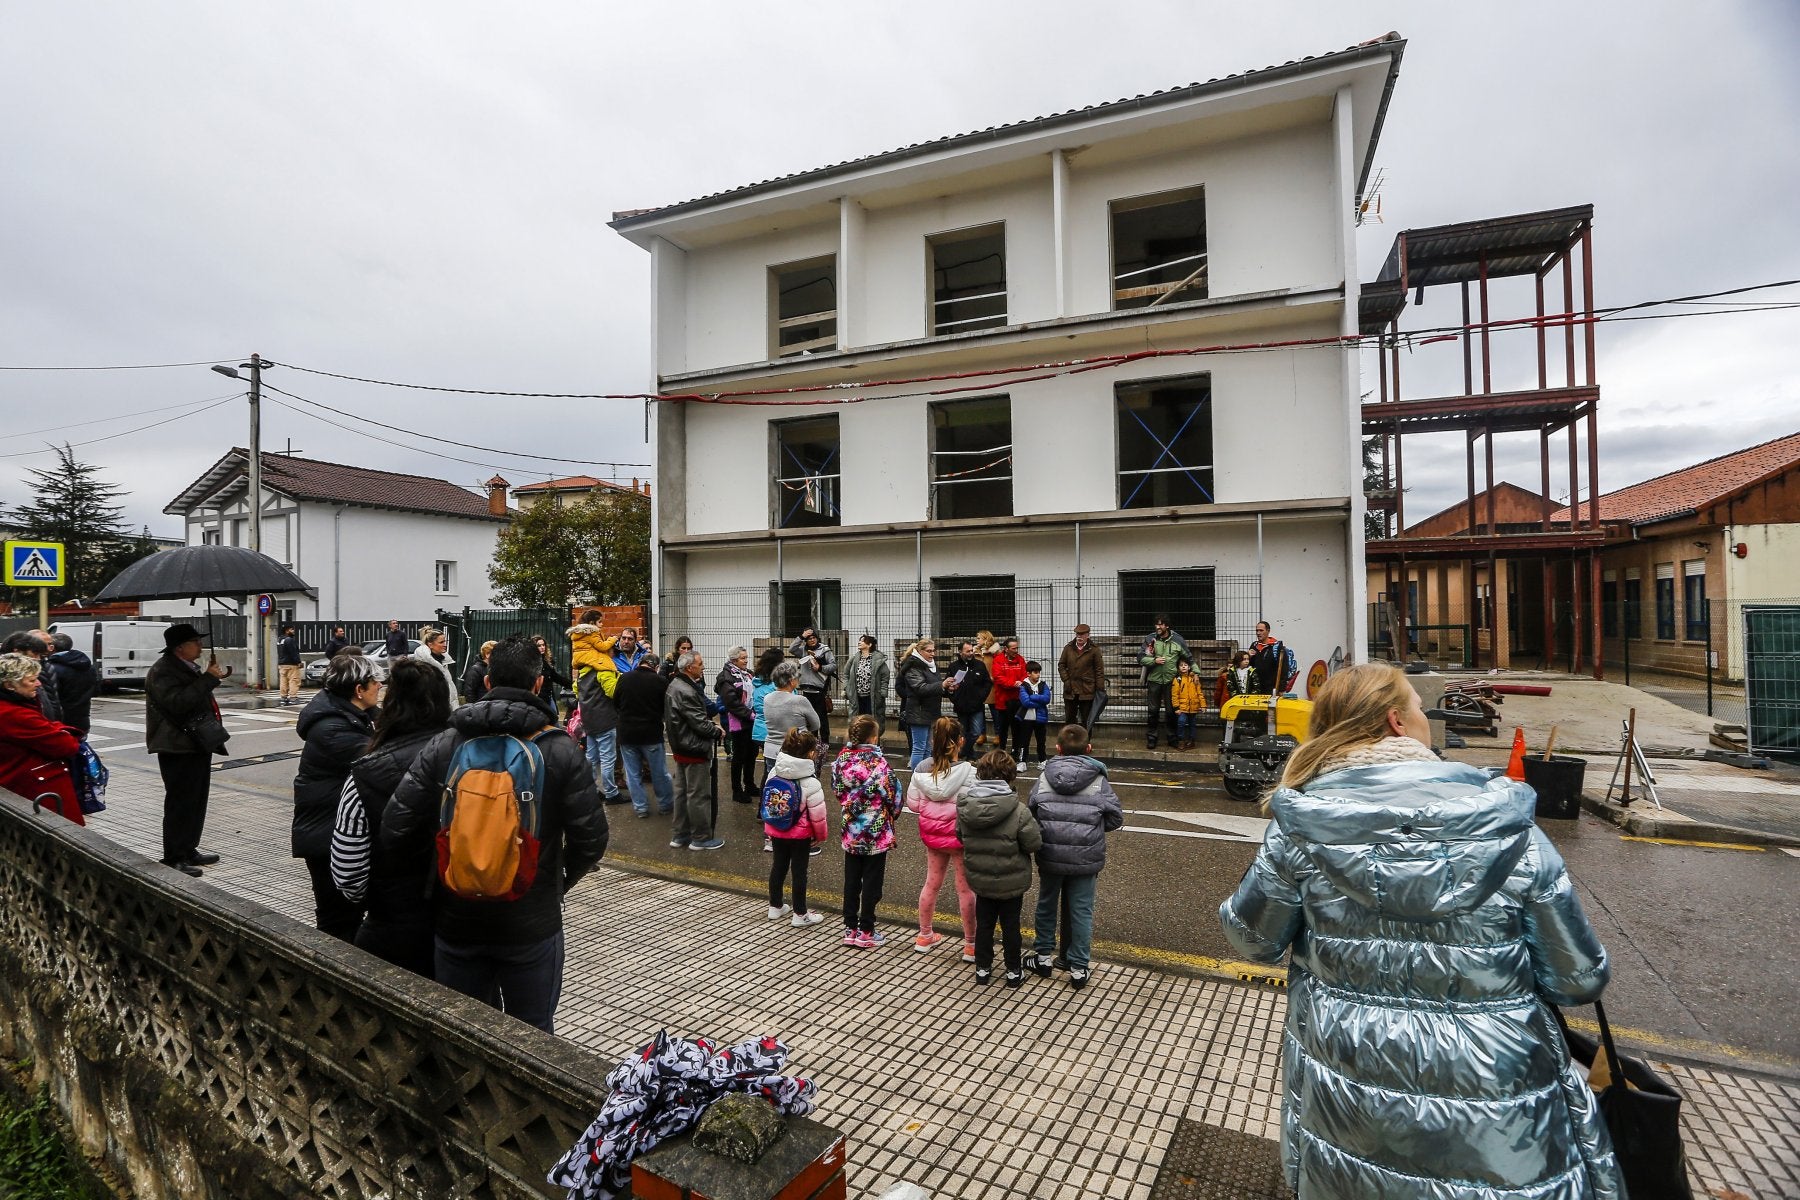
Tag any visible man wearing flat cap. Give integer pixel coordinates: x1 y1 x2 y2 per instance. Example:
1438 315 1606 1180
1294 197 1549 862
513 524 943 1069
144 624 228 877
1057 623 1108 730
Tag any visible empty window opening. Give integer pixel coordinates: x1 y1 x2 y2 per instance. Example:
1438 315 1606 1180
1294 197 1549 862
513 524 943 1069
770 579 842 639
771 415 840 529
772 257 837 357
1120 569 1217 641
1112 187 1208 310
930 395 1012 520
1116 375 1214 509
1622 569 1642 638
1683 560 1707 641
929 225 1007 335
932 575 1017 642
1654 563 1676 640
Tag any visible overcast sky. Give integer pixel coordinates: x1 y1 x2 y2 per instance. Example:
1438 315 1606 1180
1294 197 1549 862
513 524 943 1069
4 1 1797 537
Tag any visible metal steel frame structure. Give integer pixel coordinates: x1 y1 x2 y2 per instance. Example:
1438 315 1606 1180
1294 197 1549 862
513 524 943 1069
1362 205 1606 676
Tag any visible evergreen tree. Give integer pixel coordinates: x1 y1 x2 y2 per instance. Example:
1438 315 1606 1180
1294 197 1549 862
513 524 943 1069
1362 436 1389 540
5 445 153 605
488 489 650 609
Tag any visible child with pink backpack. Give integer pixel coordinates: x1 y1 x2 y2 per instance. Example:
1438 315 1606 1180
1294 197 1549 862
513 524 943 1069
762 727 829 928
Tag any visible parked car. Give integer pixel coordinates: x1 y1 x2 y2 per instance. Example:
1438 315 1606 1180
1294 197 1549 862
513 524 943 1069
302 639 420 685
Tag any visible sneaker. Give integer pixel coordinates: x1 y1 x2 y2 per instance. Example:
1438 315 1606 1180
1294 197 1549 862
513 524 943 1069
854 930 876 949
1025 952 1052 979
913 931 944 953
1052 954 1068 971
688 838 726 852
842 928 862 946
975 968 993 986
1069 968 1090 990
791 911 824 928
763 838 773 853
769 904 793 921
961 942 977 964
668 838 687 848
867 930 887 947
1005 972 1024 989
808 843 823 857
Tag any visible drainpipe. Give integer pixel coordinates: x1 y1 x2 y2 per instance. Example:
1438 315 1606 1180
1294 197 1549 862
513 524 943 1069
333 507 344 620
915 529 924 635
1074 522 1083 623
1256 513 1265 613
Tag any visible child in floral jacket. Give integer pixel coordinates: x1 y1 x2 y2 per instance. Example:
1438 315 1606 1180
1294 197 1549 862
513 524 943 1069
832 715 901 948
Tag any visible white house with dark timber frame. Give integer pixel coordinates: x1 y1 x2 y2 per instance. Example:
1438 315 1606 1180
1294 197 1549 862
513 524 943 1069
610 35 1403 674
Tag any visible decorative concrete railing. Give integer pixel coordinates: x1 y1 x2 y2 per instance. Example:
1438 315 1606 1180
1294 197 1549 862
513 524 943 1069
0 790 610 1199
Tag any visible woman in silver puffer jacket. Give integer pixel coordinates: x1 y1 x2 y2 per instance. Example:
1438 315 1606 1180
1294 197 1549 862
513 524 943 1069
1219 664 1624 1200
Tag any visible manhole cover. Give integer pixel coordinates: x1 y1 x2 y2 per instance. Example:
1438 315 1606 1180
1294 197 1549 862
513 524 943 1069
1148 1119 1290 1200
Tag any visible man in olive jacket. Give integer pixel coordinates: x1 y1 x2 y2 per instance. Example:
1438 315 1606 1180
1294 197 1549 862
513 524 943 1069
381 635 607 1034
664 650 724 850
144 623 228 877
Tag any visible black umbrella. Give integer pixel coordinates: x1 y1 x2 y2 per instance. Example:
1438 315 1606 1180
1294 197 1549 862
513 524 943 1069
94 545 312 603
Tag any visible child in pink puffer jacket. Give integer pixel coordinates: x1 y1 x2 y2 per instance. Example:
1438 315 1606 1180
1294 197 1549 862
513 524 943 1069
764 728 830 928
904 715 978 960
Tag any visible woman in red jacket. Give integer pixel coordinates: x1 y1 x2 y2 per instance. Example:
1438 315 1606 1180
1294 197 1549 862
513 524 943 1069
989 637 1029 755
0 652 83 825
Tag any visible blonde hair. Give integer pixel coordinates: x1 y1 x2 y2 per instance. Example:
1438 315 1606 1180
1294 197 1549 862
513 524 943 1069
929 716 963 782
1276 664 1416 796
0 652 41 691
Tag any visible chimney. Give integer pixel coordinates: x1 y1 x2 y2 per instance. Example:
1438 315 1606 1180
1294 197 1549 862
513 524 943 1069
486 475 510 517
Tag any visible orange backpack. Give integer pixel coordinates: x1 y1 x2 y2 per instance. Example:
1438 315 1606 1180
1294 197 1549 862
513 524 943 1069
436 726 554 900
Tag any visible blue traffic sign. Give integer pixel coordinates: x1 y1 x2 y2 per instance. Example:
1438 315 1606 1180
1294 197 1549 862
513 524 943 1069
4 540 64 587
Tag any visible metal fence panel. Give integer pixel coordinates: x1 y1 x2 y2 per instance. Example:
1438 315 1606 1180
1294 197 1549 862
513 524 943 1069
1744 604 1800 758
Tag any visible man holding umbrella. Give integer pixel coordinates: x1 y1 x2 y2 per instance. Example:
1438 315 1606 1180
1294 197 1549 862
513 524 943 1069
144 623 228 877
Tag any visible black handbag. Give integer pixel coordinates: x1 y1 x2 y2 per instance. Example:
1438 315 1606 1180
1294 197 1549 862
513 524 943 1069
148 691 230 756
1558 1002 1695 1200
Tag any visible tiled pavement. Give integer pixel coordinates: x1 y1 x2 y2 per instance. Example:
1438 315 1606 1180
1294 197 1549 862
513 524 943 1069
79 747 1800 1199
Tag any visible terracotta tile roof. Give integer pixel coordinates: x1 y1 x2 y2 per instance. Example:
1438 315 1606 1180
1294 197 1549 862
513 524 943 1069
610 34 1404 228
1551 430 1800 526
166 449 508 522
513 475 631 494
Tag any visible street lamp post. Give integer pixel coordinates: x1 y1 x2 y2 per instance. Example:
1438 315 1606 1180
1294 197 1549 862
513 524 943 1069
211 354 267 688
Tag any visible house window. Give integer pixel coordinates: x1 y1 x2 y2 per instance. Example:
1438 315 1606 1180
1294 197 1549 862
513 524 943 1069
771 579 841 639
771 257 837 357
435 561 456 595
201 528 222 546
1623 569 1642 638
1602 572 1618 638
1683 560 1708 641
1117 375 1214 509
1654 563 1676 639
929 395 1012 520
1120 569 1217 641
929 225 1006 335
932 575 1016 641
1111 186 1208 310
771 415 840 529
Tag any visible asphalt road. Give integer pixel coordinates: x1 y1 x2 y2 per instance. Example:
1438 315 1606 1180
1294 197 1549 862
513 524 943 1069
86 692 1800 1068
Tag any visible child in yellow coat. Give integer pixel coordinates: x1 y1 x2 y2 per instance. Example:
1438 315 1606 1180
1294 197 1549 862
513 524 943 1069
1169 658 1207 750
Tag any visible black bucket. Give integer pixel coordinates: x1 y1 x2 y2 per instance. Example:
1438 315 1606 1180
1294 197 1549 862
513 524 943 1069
1523 755 1586 820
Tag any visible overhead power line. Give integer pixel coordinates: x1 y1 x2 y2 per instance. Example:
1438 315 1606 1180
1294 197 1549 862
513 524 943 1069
0 394 241 460
0 358 236 371
0 394 244 443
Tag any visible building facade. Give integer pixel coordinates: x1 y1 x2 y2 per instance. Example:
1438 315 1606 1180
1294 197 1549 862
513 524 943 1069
611 37 1405 675
147 450 511 625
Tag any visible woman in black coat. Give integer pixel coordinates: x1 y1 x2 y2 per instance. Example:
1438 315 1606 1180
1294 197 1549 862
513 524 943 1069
293 654 380 940
330 656 452 978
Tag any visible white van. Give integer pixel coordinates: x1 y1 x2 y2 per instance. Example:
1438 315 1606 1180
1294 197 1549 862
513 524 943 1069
48 620 172 690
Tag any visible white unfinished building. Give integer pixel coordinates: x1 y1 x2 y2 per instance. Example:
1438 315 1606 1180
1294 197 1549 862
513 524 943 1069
611 36 1404 675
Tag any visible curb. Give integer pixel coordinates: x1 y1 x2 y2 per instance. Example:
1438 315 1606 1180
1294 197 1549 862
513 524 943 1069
1576 792 1800 849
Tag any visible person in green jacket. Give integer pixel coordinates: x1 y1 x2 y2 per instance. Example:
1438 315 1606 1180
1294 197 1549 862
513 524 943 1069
956 749 1043 988
1139 616 1189 749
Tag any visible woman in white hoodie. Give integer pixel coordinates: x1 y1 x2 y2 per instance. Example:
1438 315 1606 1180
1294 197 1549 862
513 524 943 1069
905 716 979 960
763 728 830 928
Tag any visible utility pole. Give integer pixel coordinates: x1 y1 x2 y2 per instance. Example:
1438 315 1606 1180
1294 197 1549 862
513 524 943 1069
248 353 265 690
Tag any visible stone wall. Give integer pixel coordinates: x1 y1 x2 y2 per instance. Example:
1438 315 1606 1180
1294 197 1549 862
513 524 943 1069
0 791 612 1199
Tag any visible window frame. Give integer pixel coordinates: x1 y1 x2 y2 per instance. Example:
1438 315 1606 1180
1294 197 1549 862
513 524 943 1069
930 574 1017 642
770 579 842 640
434 560 456 596
1654 564 1676 640
1115 374 1215 510
770 414 842 530
1110 185 1209 312
769 255 838 359
1622 570 1642 638
1119 568 1218 641
927 223 1007 336
1682 560 1708 642
1601 573 1619 639
928 394 1013 521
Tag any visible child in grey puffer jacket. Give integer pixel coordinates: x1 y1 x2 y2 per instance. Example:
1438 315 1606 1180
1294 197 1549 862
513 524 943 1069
1025 724 1123 989
956 750 1042 988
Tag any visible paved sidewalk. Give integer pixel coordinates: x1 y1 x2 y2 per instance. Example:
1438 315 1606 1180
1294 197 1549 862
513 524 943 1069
85 759 1800 1199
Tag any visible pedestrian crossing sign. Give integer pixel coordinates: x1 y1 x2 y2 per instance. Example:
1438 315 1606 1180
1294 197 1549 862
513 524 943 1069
4 541 64 587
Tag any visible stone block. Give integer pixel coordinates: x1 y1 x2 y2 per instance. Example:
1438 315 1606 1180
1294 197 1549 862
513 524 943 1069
632 1113 846 1200
692 1093 788 1163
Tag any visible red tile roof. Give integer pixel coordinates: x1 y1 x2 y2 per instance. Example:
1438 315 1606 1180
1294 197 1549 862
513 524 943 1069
166 449 509 522
1551 430 1800 527
513 475 632 494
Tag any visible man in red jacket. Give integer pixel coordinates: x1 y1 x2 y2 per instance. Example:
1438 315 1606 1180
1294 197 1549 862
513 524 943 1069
989 637 1029 754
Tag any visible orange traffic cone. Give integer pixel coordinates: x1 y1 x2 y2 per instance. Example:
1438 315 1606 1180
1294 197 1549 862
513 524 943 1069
1505 727 1528 781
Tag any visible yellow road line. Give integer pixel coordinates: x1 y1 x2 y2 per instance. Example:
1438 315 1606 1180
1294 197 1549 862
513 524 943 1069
1619 835 1766 852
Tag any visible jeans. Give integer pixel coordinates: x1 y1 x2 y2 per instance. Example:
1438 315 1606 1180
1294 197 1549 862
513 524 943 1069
975 894 1024 973
585 728 620 801
1034 872 1098 971
304 853 366 942
671 757 713 844
994 701 1021 751
842 851 888 933
435 931 564 1035
918 846 976 939
956 707 986 748
908 725 932 770
156 751 212 866
769 837 812 914
619 741 674 815
1175 712 1197 741
1145 682 1178 741
1013 718 1046 761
